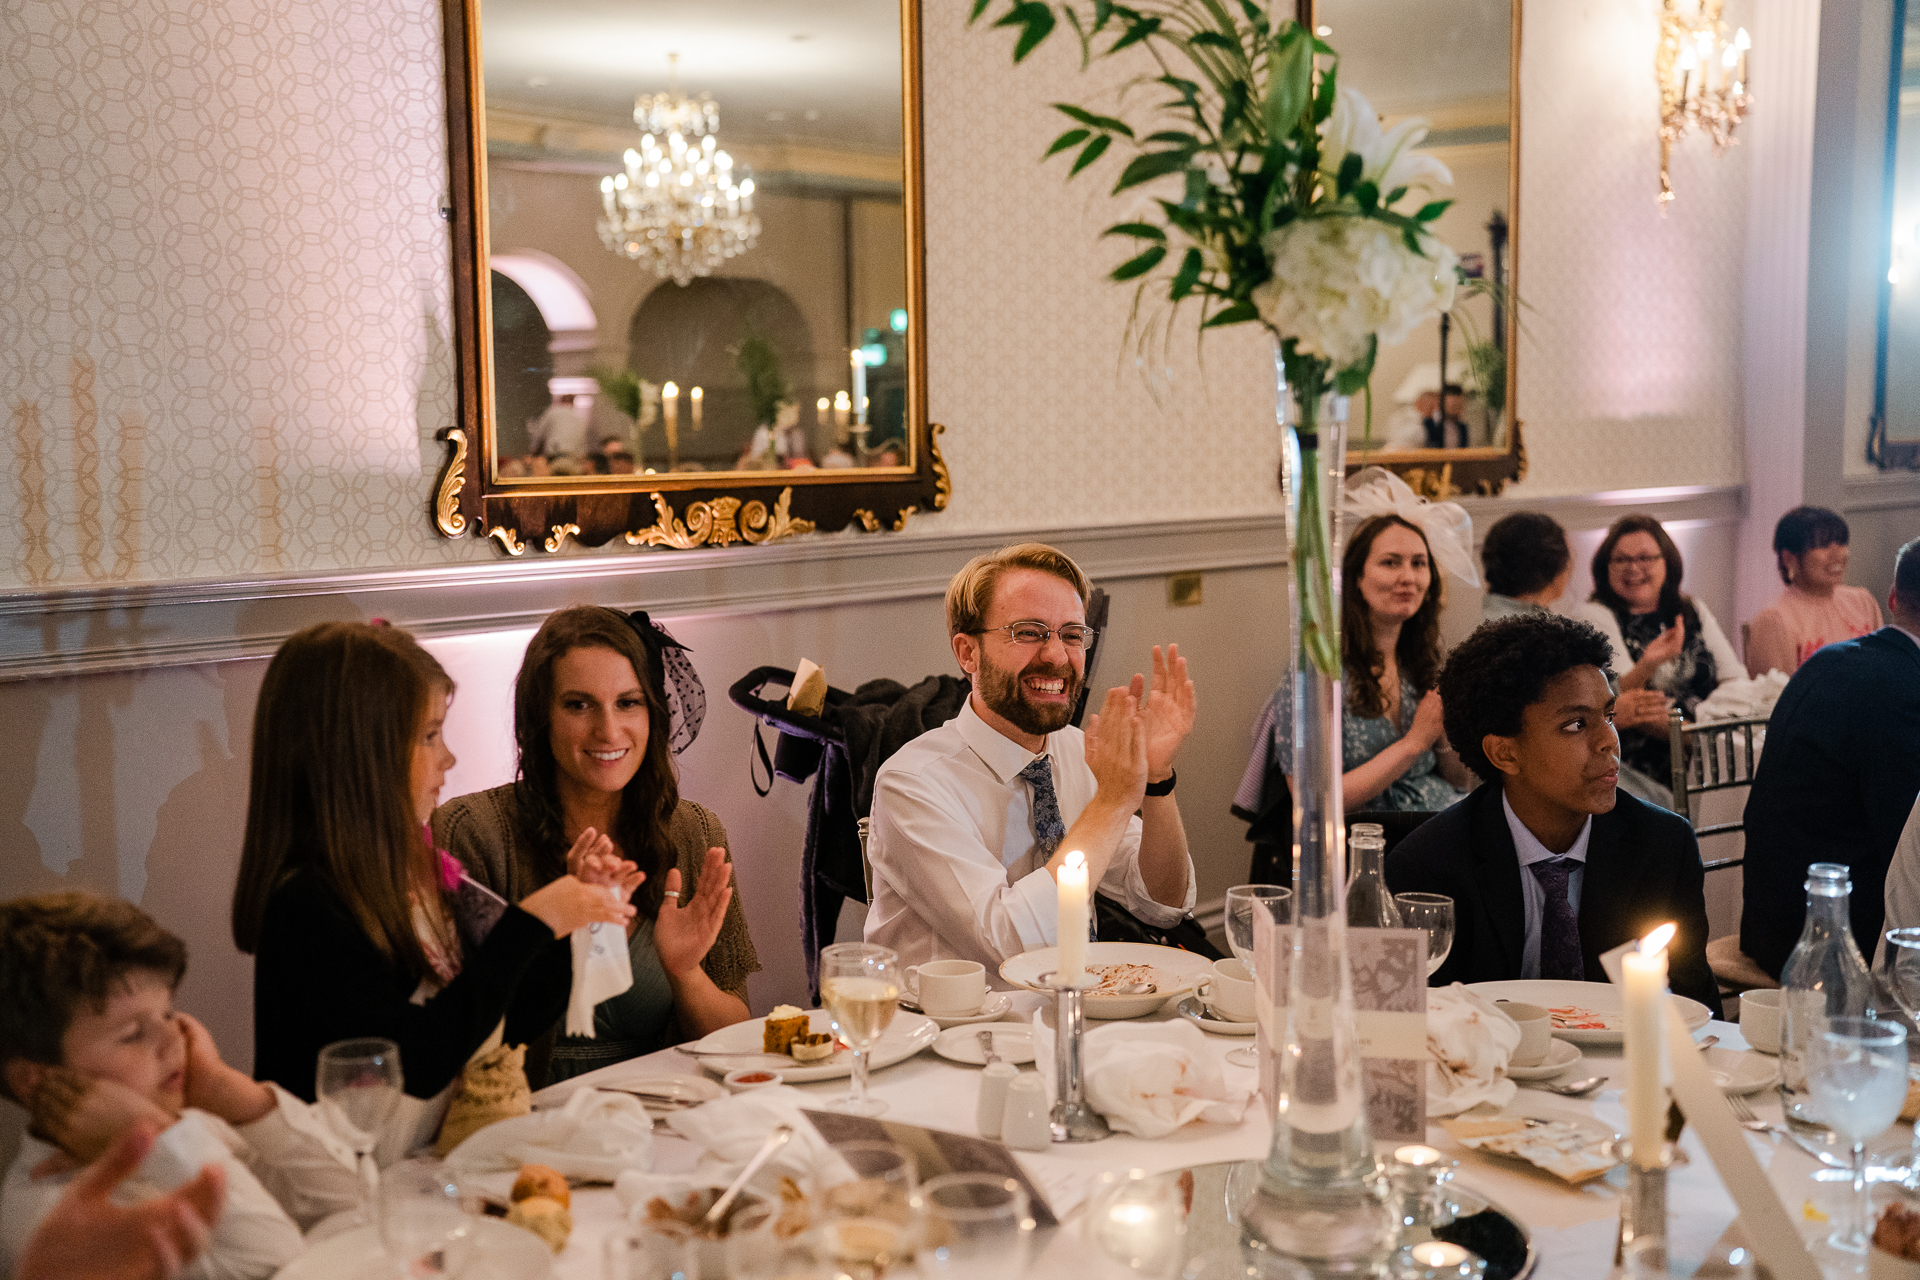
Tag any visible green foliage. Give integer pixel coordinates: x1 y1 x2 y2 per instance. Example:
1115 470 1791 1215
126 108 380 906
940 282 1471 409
732 329 790 428
592 366 644 421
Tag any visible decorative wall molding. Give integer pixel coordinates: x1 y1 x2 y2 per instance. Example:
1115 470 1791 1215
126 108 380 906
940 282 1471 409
1842 472 1920 514
0 485 1746 684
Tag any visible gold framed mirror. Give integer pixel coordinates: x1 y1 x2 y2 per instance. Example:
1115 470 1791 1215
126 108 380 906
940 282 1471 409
435 0 943 554
1306 0 1524 496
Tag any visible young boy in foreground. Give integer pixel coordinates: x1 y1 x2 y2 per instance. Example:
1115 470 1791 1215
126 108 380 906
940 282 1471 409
0 892 359 1278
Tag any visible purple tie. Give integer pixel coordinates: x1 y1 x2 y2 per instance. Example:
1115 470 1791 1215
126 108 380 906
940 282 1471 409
1529 858 1584 981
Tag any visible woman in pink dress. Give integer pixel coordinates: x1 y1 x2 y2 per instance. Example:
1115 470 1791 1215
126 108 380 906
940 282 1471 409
1745 507 1883 676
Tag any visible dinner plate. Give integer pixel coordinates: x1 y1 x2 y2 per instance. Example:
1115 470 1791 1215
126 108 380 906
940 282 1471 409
1465 979 1713 1045
1704 1045 1780 1095
1507 1037 1582 1080
912 991 1016 1028
933 1022 1036 1065
999 942 1217 1019
1175 996 1258 1036
275 1217 552 1280
682 1008 938 1082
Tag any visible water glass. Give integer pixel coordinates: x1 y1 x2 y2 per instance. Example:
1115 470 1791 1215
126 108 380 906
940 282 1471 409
724 1202 831 1280
912 1173 1034 1279
820 1141 918 1279
606 1219 701 1280
1223 885 1290 1067
820 942 901 1116
316 1037 402 1225
1394 893 1455 976
1809 1015 1908 1254
378 1158 472 1278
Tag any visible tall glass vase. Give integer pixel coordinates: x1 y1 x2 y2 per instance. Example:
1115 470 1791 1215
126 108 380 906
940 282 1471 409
1240 342 1393 1277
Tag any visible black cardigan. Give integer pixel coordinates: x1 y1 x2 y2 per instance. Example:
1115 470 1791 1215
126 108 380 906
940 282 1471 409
250 870 570 1101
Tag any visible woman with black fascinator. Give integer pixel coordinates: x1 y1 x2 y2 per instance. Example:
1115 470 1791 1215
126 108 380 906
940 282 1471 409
434 605 758 1083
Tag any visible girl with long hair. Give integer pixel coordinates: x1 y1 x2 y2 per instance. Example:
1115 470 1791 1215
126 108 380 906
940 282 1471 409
434 606 758 1084
233 622 632 1143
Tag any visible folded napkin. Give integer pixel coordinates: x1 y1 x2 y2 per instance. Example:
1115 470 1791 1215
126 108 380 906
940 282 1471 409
567 886 634 1037
1425 984 1521 1116
1031 1014 1250 1139
1695 672 1789 723
666 1086 853 1197
444 1085 653 1182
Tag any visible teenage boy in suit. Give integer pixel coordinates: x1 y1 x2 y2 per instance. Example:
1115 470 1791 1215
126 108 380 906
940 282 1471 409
1386 613 1722 1015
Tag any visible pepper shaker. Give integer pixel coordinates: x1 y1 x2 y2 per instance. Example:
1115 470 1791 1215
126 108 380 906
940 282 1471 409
976 1061 1017 1139
1000 1074 1052 1150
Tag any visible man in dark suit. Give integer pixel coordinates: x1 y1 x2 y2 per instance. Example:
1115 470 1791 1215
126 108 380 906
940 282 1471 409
1739 538 1920 978
1386 613 1722 1015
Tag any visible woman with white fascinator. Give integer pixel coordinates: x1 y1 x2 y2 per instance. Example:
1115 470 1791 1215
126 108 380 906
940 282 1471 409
1236 469 1480 816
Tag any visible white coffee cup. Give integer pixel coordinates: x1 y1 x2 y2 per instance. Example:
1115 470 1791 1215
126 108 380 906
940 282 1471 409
1496 1000 1552 1067
1197 958 1257 1022
1740 989 1782 1054
907 960 986 1016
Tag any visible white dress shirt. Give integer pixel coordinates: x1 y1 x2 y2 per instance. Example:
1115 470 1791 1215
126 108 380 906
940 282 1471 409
1502 791 1591 981
864 700 1196 976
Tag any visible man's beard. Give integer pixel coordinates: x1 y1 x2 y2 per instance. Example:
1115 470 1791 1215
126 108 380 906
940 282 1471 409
977 651 1082 737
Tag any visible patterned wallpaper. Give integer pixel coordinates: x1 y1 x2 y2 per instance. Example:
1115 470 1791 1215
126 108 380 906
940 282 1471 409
0 0 1753 592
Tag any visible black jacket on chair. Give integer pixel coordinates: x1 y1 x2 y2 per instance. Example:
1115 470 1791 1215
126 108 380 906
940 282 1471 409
1739 627 1920 979
1385 784 1722 1017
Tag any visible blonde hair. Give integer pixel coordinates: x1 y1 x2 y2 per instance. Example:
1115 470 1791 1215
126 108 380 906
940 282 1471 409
945 543 1091 637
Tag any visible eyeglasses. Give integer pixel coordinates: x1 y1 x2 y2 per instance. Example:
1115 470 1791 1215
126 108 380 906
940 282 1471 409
1609 553 1665 569
972 621 1099 649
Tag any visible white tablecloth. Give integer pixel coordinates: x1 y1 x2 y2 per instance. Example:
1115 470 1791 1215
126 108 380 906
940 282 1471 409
527 1000 1865 1279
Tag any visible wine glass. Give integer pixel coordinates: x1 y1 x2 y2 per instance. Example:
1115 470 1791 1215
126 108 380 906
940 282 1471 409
820 942 902 1116
1809 1015 1907 1255
1223 885 1291 1067
820 1141 918 1279
605 1219 700 1280
912 1173 1035 1279
316 1037 403 1226
378 1158 472 1277
1394 893 1455 977
725 1201 831 1280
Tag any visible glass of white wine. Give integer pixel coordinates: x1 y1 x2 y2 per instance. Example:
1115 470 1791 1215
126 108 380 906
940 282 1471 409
316 1037 403 1227
1394 893 1455 977
1223 885 1291 1067
820 942 902 1116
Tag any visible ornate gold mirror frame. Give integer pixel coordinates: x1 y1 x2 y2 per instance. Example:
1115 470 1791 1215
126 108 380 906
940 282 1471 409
1302 0 1525 498
434 1 942 555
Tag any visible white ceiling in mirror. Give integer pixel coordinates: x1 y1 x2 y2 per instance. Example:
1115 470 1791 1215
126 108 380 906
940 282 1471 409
1317 0 1508 126
481 0 903 156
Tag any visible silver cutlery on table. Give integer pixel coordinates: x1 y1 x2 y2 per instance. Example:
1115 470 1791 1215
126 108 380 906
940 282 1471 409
703 1124 794 1227
1695 1035 1720 1051
977 1029 1002 1068
1537 1075 1607 1097
1114 981 1157 995
1725 1091 1844 1167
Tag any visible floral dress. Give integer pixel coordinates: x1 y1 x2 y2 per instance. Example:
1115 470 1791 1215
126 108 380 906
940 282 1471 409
1257 679 1465 813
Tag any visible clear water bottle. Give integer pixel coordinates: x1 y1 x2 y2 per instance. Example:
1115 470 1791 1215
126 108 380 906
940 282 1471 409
1779 862 1876 1127
1347 823 1403 928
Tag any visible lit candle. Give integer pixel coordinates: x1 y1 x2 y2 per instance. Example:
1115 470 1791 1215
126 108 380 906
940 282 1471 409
833 390 850 432
690 385 703 433
851 348 867 426
816 396 829 429
1623 922 1677 1170
1389 1240 1485 1279
1057 850 1089 988
662 381 679 467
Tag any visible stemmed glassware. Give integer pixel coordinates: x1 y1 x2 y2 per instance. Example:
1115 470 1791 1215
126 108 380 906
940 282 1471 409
1808 1016 1908 1255
1394 893 1455 977
820 1140 919 1279
912 1173 1035 1279
820 942 902 1116
316 1037 403 1228
1224 884 1292 1068
378 1158 472 1277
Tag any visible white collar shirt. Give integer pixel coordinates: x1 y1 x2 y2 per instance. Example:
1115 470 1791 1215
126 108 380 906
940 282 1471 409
1502 790 1592 981
863 699 1193 978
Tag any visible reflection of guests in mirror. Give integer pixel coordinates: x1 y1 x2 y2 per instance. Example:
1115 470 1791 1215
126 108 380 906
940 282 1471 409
1384 391 1437 450
873 443 905 468
1423 384 1470 449
600 440 637 475
529 394 589 460
819 445 856 469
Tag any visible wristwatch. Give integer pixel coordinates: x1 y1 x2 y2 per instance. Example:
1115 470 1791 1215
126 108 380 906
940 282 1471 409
1144 770 1177 797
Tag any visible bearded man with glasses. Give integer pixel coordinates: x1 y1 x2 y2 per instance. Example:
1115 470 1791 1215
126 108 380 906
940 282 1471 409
863 543 1198 974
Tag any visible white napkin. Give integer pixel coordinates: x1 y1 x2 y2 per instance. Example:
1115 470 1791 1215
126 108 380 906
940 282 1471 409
666 1086 853 1197
1031 1013 1250 1139
1425 984 1521 1116
1694 672 1788 723
443 1086 653 1182
566 886 634 1037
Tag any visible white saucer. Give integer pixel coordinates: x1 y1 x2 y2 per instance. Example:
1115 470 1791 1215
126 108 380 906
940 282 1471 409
933 1023 1035 1066
1175 996 1257 1035
1704 1045 1781 1095
1507 1038 1583 1080
914 992 1016 1029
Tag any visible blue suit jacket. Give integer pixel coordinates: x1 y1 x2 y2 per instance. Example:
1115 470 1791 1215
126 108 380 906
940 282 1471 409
1740 627 1920 978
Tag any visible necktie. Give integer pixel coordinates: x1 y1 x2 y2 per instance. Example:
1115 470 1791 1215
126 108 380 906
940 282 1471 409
1018 756 1066 860
1529 858 1584 981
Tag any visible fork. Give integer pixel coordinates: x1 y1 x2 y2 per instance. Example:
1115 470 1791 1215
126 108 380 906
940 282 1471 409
1725 1091 1844 1167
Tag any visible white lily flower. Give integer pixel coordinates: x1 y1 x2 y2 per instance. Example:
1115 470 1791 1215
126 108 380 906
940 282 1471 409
1320 86 1452 199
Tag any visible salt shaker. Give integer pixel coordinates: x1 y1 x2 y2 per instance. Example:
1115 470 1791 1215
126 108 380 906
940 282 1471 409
1000 1074 1051 1150
976 1061 1018 1139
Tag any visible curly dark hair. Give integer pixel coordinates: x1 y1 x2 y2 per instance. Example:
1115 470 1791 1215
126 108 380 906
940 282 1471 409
1342 514 1445 718
1438 614 1617 783
1481 511 1571 599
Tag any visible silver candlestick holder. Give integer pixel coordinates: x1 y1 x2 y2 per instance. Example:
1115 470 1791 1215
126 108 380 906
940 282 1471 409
1040 971 1111 1143
1613 1141 1673 1274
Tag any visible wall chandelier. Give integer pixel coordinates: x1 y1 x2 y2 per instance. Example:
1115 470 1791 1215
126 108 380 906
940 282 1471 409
1656 0 1751 207
598 54 761 285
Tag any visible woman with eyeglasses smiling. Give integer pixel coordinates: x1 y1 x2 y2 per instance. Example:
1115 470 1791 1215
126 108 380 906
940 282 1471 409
1572 515 1743 803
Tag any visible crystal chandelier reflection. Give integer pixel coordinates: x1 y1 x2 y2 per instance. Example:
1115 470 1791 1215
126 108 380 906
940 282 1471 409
597 54 760 286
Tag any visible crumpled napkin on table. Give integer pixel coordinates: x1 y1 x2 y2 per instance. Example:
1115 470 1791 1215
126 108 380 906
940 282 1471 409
666 1086 854 1198
1031 1014 1250 1139
1695 671 1789 723
444 1086 653 1182
1426 984 1521 1116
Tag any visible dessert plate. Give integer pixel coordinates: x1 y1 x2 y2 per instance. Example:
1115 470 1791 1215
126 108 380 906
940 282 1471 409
1465 979 1712 1045
933 1023 1036 1066
1507 1037 1582 1081
682 1008 938 1082
1000 942 1215 1018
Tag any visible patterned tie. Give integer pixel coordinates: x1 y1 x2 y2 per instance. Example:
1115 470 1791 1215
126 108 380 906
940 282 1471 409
1529 858 1584 981
1018 756 1066 860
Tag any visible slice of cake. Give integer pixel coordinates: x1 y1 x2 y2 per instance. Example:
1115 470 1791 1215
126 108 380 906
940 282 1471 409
790 1032 836 1062
763 1004 810 1054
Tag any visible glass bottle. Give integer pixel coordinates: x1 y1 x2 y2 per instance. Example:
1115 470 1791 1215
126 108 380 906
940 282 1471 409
1347 823 1403 929
1779 862 1877 1127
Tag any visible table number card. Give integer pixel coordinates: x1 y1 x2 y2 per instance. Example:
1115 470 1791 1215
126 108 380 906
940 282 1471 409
1253 912 1429 1142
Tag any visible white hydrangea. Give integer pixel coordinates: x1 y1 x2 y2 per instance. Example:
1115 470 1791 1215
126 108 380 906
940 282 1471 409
1252 216 1458 370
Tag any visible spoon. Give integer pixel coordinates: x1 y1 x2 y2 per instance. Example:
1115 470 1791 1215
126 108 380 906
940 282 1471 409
1539 1075 1608 1097
1114 981 1158 995
977 1030 1001 1067
702 1123 793 1228
1696 1035 1720 1052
